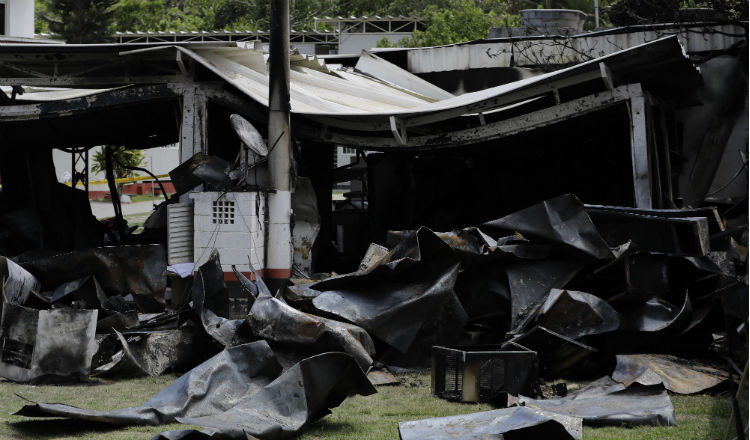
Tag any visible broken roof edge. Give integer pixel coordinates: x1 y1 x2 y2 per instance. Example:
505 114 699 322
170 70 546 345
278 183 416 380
0 40 238 53
292 35 699 119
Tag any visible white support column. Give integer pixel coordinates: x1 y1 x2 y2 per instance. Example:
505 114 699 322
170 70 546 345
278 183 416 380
267 0 292 284
629 87 653 209
4 0 35 38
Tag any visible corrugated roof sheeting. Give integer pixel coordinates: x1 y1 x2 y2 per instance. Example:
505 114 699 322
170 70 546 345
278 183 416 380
0 35 701 139
177 35 698 128
1 86 115 102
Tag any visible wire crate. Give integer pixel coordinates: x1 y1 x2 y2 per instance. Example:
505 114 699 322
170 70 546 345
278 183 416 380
431 345 538 404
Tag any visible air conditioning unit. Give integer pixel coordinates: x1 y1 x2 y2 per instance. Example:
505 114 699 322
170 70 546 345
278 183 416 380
189 191 265 274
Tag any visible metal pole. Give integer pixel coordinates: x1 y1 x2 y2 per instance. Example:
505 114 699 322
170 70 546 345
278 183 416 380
267 0 293 289
594 0 600 28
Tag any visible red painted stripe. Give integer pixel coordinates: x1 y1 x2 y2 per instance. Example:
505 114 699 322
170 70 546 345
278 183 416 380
223 270 263 282
264 268 292 279
191 270 264 281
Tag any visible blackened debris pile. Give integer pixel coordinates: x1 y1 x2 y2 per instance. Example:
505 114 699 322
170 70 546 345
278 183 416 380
1 193 745 438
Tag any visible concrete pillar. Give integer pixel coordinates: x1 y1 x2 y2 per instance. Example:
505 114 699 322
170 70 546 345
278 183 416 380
4 0 35 38
266 0 293 285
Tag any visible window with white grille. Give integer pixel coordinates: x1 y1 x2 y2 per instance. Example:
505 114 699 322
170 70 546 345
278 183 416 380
212 200 235 224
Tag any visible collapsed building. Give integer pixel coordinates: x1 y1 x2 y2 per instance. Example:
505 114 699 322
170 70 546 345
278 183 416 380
0 15 746 440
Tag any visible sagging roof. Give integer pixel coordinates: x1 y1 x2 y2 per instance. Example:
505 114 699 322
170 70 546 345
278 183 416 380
0 35 700 149
182 35 699 123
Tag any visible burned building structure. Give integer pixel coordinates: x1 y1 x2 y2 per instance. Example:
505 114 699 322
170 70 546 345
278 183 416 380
0 22 745 276
0 15 746 440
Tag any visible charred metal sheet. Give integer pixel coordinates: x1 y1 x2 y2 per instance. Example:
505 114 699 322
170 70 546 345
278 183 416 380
507 260 585 332
514 376 677 426
32 276 106 308
0 256 40 315
358 243 389 272
96 310 139 333
584 205 730 251
398 406 582 440
612 354 728 394
17 245 167 312
174 352 376 439
169 152 233 195
17 343 375 439
482 194 614 260
537 288 620 339
434 227 497 259
620 292 693 335
390 228 551 262
248 293 375 371
0 302 97 383
454 261 510 335
367 366 399 386
93 328 196 377
191 254 252 348
585 208 710 256
192 250 230 318
287 227 466 357
17 341 281 424
504 326 597 377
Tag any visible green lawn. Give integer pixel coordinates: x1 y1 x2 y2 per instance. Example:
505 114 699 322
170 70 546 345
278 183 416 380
126 194 172 204
0 372 741 440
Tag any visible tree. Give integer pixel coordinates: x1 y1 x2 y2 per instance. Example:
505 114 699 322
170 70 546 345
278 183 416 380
91 146 146 194
112 0 170 32
46 0 118 43
402 0 501 47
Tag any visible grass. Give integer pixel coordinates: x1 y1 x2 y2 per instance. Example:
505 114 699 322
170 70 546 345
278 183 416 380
126 194 173 204
0 372 742 440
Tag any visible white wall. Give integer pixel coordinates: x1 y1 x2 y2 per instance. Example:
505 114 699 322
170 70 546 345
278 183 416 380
4 0 34 38
337 33 413 55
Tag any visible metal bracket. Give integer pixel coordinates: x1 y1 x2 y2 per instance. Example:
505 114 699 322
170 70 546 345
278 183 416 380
599 62 615 90
389 115 408 146
71 147 89 194
176 51 187 76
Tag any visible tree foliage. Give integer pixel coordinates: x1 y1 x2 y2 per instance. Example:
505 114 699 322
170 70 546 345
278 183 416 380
91 146 146 180
45 0 118 43
36 0 743 46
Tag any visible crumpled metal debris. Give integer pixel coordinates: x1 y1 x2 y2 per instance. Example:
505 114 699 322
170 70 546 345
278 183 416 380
482 194 614 260
514 376 677 426
92 327 197 377
0 302 98 382
503 326 597 377
248 293 375 371
17 245 167 312
506 260 585 332
612 353 729 394
17 341 280 423
620 292 693 336
192 253 251 347
537 288 621 339
0 256 40 315
398 406 582 440
287 227 466 360
16 341 376 439
31 275 106 309
169 152 234 195
585 205 711 256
